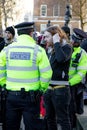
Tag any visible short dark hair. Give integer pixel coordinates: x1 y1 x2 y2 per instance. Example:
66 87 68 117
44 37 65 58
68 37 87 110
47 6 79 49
61 26 70 36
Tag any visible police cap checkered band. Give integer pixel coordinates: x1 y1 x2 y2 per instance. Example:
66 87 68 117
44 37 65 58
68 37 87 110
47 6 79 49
73 32 82 40
14 22 34 30
73 28 87 40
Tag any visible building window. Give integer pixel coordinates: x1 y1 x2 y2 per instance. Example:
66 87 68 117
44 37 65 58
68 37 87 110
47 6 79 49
40 5 47 16
40 24 46 32
53 5 60 16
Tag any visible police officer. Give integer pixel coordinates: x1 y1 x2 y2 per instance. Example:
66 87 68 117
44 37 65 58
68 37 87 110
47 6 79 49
0 22 52 130
69 28 87 129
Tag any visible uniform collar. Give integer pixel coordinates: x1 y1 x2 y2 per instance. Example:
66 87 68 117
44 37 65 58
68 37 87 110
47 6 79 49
73 47 81 52
72 47 81 57
17 34 36 44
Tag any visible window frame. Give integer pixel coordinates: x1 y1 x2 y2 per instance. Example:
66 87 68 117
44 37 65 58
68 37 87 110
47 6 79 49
40 24 47 32
53 4 60 16
40 5 47 16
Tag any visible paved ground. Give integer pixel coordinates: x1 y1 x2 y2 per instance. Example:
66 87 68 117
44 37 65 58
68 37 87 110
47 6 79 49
0 123 2 130
76 105 87 130
83 105 87 115
0 105 87 130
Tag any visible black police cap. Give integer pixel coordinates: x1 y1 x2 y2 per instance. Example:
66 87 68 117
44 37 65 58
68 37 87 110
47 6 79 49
14 22 34 30
73 28 87 40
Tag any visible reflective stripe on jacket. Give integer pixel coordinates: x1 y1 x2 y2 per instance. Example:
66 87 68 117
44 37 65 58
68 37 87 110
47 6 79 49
69 47 87 86
0 34 52 92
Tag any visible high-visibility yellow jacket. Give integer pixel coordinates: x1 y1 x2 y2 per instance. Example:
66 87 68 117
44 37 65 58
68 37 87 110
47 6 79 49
69 47 87 86
0 34 52 92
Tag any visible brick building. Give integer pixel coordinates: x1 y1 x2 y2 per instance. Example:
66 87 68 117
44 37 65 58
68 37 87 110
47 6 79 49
33 0 80 32
0 10 2 30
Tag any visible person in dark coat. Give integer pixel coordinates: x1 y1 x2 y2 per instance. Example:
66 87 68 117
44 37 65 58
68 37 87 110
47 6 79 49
43 25 72 130
0 26 15 130
0 26 15 52
0 38 4 51
0 31 4 51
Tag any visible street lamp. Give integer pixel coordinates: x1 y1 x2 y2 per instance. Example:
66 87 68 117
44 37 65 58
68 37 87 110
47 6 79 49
64 3 72 27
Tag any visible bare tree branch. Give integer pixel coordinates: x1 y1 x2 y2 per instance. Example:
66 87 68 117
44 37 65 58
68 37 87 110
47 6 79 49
0 0 16 27
70 0 87 30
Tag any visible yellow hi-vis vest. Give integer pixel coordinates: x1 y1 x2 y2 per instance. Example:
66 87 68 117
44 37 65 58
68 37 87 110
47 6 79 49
0 35 52 92
69 47 87 86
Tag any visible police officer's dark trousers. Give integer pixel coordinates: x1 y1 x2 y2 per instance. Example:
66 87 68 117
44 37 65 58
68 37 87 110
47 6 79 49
69 83 84 128
6 90 42 130
0 87 7 130
44 86 71 130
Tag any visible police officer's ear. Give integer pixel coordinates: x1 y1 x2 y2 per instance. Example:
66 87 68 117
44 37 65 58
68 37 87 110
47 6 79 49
29 32 33 37
29 28 34 37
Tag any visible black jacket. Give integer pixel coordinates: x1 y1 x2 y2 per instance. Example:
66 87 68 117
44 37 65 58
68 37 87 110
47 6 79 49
0 38 5 51
49 42 72 81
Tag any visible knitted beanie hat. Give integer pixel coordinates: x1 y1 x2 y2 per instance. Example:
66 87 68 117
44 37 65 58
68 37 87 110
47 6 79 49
5 26 15 36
